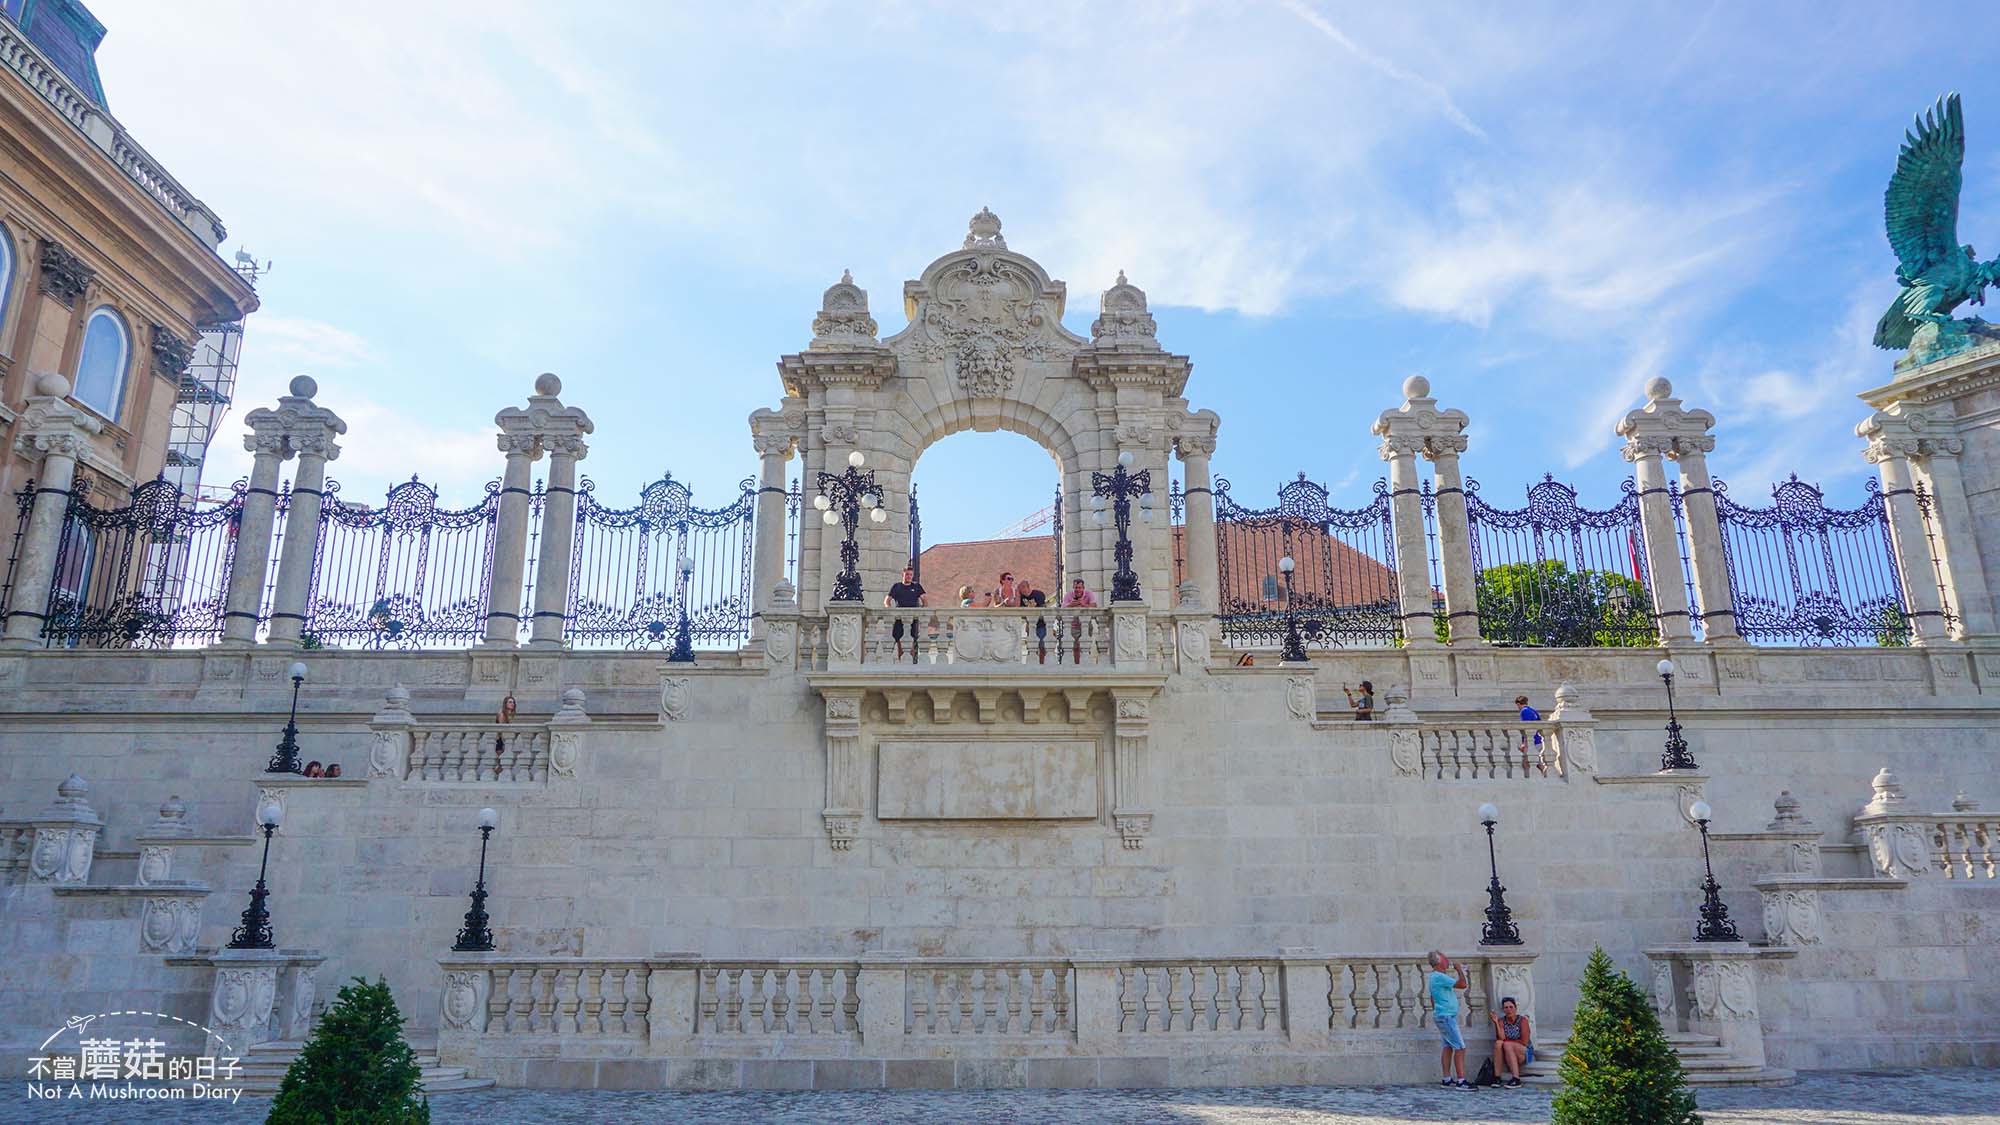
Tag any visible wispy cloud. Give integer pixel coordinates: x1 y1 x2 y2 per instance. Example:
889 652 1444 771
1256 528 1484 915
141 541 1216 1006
1277 0 1488 140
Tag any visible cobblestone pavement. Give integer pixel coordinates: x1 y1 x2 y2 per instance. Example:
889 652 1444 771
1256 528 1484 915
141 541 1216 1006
6 1069 1998 1123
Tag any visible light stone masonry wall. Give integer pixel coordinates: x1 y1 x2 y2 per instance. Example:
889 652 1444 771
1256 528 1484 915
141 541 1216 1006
3 642 1997 1084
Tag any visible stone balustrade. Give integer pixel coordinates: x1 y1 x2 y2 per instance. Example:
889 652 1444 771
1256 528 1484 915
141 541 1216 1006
0 22 228 245
1387 681 1598 780
435 949 1535 1080
857 608 1118 668
1851 768 1997 880
369 683 588 783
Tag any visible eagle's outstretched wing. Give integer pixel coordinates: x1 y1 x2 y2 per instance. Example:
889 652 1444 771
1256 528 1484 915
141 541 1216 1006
1884 93 1964 282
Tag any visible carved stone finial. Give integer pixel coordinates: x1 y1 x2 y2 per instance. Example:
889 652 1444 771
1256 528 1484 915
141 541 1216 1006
44 772 99 821
151 795 193 837
385 682 411 707
1403 374 1431 401
964 206 1006 249
1767 789 1814 831
556 687 589 722
1861 766 1907 815
1091 270 1159 349
34 372 71 398
808 270 880 351
1952 792 1980 812
288 375 318 399
1617 377 1716 463
534 372 562 397
771 578 798 609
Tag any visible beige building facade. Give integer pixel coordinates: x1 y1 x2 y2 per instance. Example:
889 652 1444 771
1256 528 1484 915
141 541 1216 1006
0 10 255 551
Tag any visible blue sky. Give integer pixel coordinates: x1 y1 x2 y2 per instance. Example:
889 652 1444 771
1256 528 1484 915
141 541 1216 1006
91 1 2000 546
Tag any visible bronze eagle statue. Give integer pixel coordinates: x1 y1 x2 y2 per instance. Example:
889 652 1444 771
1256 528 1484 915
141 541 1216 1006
1874 93 2000 362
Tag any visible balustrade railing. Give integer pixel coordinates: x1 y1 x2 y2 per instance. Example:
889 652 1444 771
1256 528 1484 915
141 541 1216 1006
699 963 862 1035
906 962 1073 1035
1416 724 1556 780
405 726 551 784
856 607 1116 667
483 959 654 1036
1114 959 1282 1034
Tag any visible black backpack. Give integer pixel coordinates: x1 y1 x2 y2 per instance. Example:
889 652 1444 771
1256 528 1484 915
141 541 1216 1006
1474 1058 1499 1087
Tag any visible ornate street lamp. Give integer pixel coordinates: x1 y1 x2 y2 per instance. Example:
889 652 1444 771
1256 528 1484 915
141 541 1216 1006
1687 799 1740 942
1657 658 1698 771
817 451 887 603
1278 555 1308 664
1477 802 1523 946
453 807 499 952
1091 450 1152 603
266 662 308 774
666 558 696 664
227 801 284 950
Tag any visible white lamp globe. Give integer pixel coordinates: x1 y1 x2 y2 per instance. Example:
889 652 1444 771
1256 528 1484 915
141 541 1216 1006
1117 451 1134 468
478 807 499 830
259 801 284 828
1090 494 1108 510
1091 510 1107 526
1689 799 1713 823
860 493 877 509
1657 658 1676 678
821 509 839 525
287 661 308 681
1478 802 1499 825
869 507 887 524
813 495 830 511
848 451 865 468
1278 556 1296 574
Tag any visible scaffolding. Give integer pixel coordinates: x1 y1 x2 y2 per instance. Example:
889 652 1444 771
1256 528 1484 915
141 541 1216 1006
163 255 262 501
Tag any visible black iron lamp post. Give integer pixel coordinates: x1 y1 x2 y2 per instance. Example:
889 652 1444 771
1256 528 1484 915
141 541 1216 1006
1091 450 1152 603
1657 657 1699 771
1687 799 1741 942
1278 554 1308 664
227 800 284 950
1477 802 1523 946
666 558 696 664
453 807 500 952
265 661 308 774
816 451 887 603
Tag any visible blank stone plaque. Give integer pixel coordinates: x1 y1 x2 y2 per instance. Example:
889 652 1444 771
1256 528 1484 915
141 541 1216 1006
876 739 1099 820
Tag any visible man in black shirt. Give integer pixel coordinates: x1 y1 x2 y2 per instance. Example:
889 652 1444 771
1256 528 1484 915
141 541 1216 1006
884 566 926 662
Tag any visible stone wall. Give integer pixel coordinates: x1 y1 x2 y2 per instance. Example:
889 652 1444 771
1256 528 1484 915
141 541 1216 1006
3 642 1996 1083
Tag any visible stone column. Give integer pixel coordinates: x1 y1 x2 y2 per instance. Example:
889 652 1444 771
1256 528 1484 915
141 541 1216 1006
1857 416 1950 645
1616 379 1706 644
2 374 102 648
856 952 909 1046
481 433 540 646
1426 440 1480 645
1176 427 1220 616
1373 377 1466 648
511 376 593 648
263 378 347 649
1618 378 1727 644
1277 948 1333 1050
747 420 796 643
222 380 341 646
1670 443 1740 644
220 430 289 646
1859 403 1993 639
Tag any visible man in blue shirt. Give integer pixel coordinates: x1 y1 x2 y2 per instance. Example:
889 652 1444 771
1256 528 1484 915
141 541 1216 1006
1428 950 1473 1089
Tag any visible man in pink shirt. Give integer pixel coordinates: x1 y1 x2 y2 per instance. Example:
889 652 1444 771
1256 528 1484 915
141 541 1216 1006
1063 578 1097 607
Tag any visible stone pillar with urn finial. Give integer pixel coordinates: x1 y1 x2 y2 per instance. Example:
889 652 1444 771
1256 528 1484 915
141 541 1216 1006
3 374 104 647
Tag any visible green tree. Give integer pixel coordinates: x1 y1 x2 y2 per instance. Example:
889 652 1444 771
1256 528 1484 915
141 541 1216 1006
1552 947 1701 1125
269 977 430 1125
1476 560 1658 647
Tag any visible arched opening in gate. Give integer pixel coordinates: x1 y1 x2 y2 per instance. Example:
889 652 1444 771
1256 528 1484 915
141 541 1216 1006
907 430 1064 607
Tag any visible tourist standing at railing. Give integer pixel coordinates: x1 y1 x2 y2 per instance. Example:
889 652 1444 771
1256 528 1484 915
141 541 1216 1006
1019 579 1050 663
1063 579 1097 609
1427 951 1473 1091
957 585 975 607
990 572 1020 607
1344 681 1375 721
1515 695 1545 775
884 566 927 663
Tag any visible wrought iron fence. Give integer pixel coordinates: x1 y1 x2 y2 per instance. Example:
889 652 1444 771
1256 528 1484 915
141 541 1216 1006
303 476 499 648
1213 474 1400 648
566 473 756 649
784 478 802 592
10 477 246 648
1464 475 1656 647
1169 479 1185 591
1714 475 1910 646
0 482 31 620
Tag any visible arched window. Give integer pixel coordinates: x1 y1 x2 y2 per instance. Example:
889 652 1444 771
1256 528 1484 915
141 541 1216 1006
73 305 129 421
0 227 15 335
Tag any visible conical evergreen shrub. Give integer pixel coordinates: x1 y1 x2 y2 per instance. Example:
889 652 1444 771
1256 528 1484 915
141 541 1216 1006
268 976 430 1125
1551 947 1701 1125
